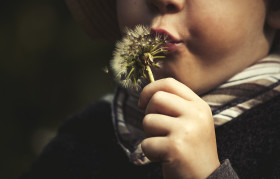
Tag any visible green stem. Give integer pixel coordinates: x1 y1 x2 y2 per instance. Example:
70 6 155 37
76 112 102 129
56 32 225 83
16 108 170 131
151 49 168 56
126 67 135 79
146 65 155 83
153 56 165 59
151 41 165 52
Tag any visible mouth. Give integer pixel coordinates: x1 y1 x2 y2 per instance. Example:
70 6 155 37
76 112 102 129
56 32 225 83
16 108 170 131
151 28 183 53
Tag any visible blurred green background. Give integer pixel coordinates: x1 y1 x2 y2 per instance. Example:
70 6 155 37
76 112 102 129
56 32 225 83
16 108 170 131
0 0 115 178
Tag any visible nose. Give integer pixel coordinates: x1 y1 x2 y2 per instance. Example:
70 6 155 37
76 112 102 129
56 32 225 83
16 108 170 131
146 0 184 14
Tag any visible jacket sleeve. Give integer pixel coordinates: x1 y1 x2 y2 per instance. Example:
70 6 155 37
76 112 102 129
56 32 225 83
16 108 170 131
207 159 239 179
20 101 120 179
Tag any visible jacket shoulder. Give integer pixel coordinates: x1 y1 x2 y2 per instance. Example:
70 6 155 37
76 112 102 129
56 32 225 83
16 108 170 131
216 95 280 178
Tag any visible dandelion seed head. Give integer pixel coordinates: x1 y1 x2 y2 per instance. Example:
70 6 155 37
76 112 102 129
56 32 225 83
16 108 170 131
110 25 168 91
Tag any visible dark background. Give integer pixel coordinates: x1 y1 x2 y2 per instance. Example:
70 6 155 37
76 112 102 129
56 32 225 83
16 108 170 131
0 0 115 178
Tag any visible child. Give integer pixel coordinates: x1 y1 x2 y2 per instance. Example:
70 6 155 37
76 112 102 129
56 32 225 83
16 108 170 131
21 0 280 178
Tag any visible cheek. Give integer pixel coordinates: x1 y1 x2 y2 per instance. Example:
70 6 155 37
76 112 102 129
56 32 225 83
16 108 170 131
187 1 266 60
192 19 244 57
188 17 249 62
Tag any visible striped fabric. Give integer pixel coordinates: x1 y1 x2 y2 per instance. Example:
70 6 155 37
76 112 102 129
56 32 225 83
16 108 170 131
203 54 280 126
111 53 280 165
112 88 149 165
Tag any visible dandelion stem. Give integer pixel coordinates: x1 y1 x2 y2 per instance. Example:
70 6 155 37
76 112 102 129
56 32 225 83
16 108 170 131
126 67 135 79
153 56 165 59
151 49 168 56
151 41 165 52
146 66 155 82
126 61 135 67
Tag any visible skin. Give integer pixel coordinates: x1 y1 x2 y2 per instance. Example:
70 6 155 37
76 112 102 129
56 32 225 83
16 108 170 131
116 0 280 178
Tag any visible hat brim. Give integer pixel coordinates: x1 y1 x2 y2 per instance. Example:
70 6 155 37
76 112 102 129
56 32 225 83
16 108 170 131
65 0 120 41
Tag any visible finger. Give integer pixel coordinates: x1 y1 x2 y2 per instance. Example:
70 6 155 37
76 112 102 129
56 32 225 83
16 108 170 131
141 137 169 162
143 113 175 137
145 91 189 116
139 78 200 109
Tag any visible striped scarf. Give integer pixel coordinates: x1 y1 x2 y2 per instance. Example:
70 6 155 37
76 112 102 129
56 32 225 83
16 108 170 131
111 53 280 165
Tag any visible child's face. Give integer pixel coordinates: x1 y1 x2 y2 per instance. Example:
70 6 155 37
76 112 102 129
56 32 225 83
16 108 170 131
117 0 276 94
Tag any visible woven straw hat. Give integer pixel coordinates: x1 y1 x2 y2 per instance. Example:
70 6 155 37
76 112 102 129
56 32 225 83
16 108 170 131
65 0 280 42
65 0 120 41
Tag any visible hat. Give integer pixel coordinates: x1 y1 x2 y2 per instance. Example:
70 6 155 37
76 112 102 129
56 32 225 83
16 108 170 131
65 0 280 41
65 0 120 40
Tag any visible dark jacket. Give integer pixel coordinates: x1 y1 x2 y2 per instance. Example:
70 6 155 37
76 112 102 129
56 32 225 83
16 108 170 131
21 94 280 179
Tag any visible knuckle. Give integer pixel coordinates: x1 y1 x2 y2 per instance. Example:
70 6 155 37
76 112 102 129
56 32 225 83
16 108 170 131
142 114 153 128
193 102 214 132
164 77 176 84
141 139 148 149
167 138 184 160
195 101 212 120
202 100 212 112
180 122 191 134
197 112 212 129
151 91 164 103
197 110 209 121
141 139 150 153
141 138 152 152
141 84 148 95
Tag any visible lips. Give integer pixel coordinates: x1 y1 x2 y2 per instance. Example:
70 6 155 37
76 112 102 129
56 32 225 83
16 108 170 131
151 28 183 53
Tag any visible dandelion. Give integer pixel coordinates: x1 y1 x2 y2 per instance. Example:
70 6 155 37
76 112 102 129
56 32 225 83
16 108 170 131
110 25 168 91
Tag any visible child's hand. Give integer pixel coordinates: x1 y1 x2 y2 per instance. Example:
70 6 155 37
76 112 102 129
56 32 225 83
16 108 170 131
139 78 220 179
